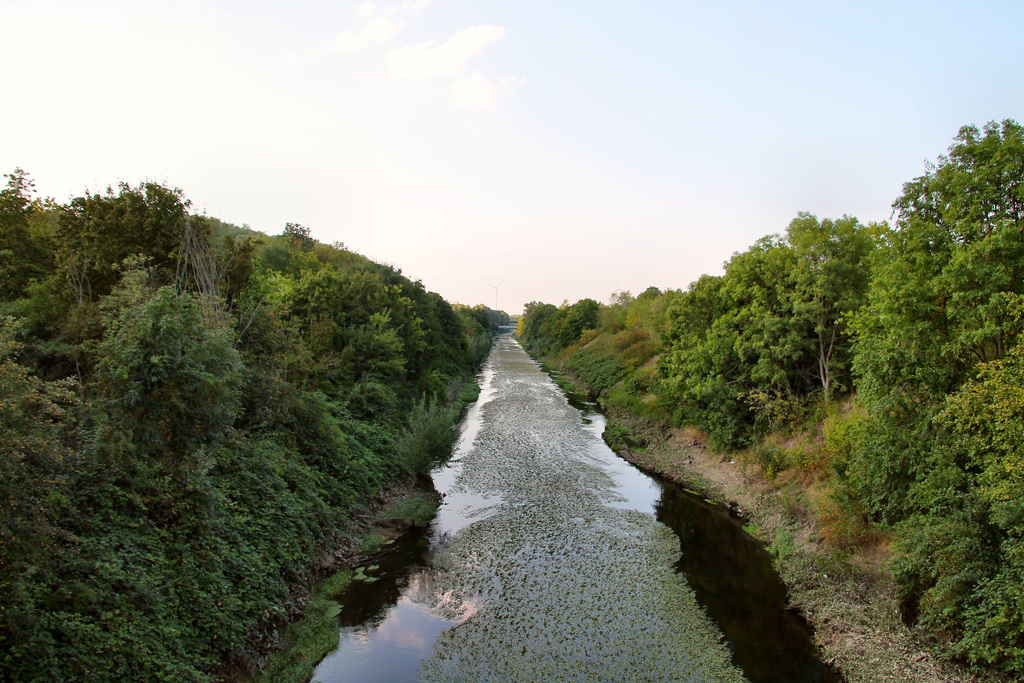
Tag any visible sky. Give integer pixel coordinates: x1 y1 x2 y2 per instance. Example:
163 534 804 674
3 0 1023 314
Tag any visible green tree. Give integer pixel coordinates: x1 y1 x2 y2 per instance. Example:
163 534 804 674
516 301 560 349
0 316 79 677
558 298 600 347
96 281 241 465
58 182 191 302
0 169 50 302
661 215 875 447
787 213 877 399
841 120 1024 673
894 330 1024 672
848 119 1024 522
661 236 807 446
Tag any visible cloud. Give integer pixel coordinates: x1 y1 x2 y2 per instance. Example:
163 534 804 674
450 74 523 108
332 16 403 53
398 0 430 14
386 25 505 80
355 2 376 19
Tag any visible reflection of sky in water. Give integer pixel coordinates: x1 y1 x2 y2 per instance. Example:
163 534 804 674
312 597 454 683
579 410 662 514
313 336 745 683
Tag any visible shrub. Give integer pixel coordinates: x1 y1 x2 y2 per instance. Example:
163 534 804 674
813 487 872 549
401 398 459 474
753 443 788 480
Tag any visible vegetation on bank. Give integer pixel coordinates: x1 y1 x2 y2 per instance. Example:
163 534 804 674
0 172 507 681
249 487 442 683
516 120 1024 678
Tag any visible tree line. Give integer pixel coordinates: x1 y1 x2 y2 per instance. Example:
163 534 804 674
516 120 1024 676
0 174 507 681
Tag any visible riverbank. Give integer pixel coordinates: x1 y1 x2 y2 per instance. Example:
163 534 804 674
227 372 485 682
596 403 988 683
236 476 442 683
524 341 994 683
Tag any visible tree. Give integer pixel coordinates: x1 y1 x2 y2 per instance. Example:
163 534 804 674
0 169 50 302
0 316 78 674
58 182 191 302
558 298 599 347
786 213 876 400
516 301 559 347
96 281 241 465
893 330 1024 671
661 216 875 447
848 119 1024 521
841 121 1024 673
283 222 314 250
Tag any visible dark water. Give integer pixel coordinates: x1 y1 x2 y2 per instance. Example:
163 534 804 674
310 336 838 682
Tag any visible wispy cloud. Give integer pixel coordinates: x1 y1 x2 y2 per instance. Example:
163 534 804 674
328 1 432 54
387 25 505 80
332 16 404 53
323 6 518 108
398 0 430 14
450 74 523 108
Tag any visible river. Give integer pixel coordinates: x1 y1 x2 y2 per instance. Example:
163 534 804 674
311 335 838 682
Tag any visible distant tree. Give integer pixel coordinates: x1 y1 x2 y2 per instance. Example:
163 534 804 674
517 301 559 345
558 298 599 347
283 222 314 250
601 290 634 331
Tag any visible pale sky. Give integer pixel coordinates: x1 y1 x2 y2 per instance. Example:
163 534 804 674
3 1 1022 314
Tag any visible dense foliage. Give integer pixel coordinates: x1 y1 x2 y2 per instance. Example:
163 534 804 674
0 173 505 681
516 120 1024 676
848 120 1024 672
661 213 879 448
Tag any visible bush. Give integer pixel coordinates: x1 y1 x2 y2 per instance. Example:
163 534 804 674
606 387 646 415
565 342 625 396
753 443 788 480
401 398 460 474
813 486 872 549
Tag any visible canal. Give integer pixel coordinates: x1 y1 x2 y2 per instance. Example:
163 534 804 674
311 335 837 682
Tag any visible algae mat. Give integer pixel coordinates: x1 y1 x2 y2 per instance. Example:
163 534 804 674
314 336 745 682
418 338 744 682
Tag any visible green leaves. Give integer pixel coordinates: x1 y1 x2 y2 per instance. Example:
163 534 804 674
96 285 241 465
558 298 600 348
0 169 51 303
0 170 488 681
516 298 600 352
660 215 875 447
58 181 191 301
838 121 1024 673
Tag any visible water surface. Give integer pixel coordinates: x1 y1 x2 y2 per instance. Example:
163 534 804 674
312 336 836 682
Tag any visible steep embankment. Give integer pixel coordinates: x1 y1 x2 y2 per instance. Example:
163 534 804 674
0 173 509 682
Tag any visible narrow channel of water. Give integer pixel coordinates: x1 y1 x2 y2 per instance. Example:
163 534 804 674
311 336 838 682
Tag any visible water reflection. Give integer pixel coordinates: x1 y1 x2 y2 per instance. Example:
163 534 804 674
656 486 838 683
